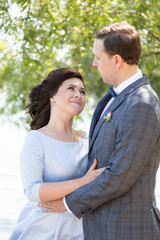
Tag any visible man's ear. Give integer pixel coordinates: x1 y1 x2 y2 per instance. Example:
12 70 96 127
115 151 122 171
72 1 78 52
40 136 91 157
114 54 123 69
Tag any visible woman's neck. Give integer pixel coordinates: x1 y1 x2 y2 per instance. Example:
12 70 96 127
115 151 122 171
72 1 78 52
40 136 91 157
39 114 81 142
47 116 73 134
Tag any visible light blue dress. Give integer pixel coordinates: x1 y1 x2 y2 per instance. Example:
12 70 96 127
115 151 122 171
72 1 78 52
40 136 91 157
9 130 88 240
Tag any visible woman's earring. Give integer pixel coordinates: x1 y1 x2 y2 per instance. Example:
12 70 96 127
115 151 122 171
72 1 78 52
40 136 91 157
50 97 55 108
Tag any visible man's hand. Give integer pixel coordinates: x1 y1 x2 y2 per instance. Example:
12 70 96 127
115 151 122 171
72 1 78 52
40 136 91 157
38 198 66 213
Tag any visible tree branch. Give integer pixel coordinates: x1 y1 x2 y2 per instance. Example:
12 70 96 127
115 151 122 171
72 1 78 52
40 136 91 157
141 50 160 58
148 31 160 42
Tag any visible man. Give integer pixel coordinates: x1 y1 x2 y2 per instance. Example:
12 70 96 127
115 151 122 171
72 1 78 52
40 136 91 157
41 22 160 239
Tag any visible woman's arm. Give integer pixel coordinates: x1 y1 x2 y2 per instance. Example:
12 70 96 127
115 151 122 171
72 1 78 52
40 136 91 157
20 132 106 202
39 159 105 201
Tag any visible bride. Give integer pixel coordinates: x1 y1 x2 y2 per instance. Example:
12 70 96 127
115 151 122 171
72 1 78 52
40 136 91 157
9 68 105 240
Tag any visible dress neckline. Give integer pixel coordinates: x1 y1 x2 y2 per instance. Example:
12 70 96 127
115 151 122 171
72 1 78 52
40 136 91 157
32 130 87 144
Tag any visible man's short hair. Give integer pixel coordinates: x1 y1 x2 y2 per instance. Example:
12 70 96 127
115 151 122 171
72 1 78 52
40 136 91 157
94 21 141 65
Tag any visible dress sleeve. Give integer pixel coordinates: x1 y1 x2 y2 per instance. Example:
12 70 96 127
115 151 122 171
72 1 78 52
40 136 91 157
19 132 44 202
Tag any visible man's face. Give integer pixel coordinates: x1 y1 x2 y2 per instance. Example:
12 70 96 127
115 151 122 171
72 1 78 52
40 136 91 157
92 39 116 86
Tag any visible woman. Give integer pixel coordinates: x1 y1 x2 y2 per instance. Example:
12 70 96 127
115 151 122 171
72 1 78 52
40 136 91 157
9 68 105 240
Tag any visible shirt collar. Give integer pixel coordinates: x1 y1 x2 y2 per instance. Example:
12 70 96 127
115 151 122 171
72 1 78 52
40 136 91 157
114 69 143 95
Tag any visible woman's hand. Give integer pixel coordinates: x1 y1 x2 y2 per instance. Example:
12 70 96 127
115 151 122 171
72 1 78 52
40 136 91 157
38 198 65 213
81 159 109 185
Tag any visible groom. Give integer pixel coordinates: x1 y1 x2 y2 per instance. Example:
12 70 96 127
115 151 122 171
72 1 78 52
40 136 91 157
42 22 160 239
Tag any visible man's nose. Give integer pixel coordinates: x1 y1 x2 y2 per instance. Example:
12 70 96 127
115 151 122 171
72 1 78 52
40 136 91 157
92 57 97 67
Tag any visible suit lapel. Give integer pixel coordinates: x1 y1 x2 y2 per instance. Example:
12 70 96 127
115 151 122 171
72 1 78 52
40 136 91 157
89 93 112 141
89 74 149 153
89 94 126 151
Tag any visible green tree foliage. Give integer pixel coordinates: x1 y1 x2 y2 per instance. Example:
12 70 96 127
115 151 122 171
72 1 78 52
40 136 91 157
0 0 160 124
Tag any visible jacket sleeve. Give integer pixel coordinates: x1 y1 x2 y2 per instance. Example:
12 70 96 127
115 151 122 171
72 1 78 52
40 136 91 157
65 101 160 218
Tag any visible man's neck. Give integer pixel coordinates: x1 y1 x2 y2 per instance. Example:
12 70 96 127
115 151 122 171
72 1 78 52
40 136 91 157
114 69 142 95
114 64 139 87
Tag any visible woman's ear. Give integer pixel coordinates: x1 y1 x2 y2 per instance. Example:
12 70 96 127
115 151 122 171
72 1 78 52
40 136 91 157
50 96 55 108
50 96 55 103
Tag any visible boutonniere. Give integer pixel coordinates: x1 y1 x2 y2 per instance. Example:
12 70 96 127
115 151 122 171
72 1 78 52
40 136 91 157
103 112 112 122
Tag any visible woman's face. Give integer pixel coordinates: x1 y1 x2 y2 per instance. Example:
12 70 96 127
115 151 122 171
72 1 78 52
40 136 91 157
51 78 86 117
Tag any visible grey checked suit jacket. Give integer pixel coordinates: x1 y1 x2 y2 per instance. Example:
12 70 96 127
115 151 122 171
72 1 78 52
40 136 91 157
66 75 160 240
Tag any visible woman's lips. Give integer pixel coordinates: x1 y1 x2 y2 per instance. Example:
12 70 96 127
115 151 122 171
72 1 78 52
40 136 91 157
71 101 81 106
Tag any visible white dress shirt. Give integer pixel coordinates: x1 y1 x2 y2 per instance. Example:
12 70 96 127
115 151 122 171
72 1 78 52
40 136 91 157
64 69 143 213
101 69 143 117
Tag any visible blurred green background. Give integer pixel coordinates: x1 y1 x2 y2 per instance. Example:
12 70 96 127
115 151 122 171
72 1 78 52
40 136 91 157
0 2 160 239
0 0 160 127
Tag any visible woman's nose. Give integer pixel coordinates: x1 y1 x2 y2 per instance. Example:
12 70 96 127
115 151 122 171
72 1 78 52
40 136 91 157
75 91 80 98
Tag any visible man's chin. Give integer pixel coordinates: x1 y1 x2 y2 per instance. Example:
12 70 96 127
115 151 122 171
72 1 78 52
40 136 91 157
102 78 109 84
99 74 109 84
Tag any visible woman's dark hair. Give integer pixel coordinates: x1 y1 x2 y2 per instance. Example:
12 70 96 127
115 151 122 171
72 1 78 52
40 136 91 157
94 21 141 65
25 68 84 130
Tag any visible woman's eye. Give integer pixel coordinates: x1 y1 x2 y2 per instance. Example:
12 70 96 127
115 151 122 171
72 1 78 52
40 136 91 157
68 87 74 90
80 90 86 95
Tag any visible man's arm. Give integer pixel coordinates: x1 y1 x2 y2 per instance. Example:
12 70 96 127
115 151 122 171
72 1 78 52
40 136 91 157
65 101 160 218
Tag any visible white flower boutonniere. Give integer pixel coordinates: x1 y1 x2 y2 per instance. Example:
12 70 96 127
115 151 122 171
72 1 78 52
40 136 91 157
103 112 112 122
